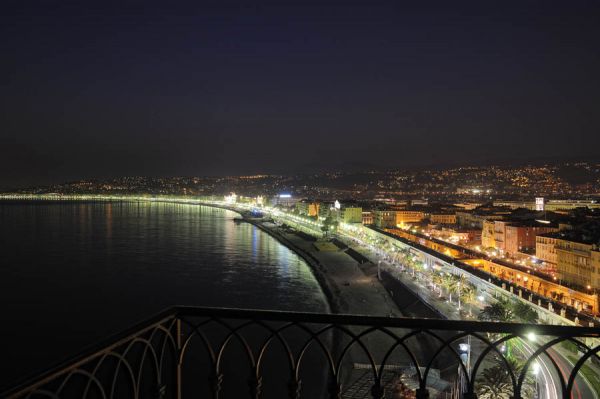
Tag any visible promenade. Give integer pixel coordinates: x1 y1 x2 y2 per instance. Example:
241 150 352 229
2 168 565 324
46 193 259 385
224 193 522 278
262 223 401 317
244 218 452 397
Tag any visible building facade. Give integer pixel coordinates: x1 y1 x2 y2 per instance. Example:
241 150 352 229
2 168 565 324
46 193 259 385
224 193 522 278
318 203 334 220
493 221 557 255
481 220 496 249
296 201 320 217
339 206 363 224
396 210 424 225
536 234 559 266
504 224 558 255
430 213 457 225
373 210 397 229
456 209 509 229
556 239 600 290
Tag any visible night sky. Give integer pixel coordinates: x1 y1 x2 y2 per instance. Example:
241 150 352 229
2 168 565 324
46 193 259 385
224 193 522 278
1 1 599 188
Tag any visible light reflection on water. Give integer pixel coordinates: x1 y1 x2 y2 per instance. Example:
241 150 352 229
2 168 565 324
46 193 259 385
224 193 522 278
0 201 328 386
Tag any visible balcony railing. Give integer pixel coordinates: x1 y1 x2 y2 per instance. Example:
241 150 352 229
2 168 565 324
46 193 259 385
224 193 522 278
2 306 600 399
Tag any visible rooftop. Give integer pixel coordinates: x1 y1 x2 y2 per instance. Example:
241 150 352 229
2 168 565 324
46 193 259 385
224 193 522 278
544 222 600 246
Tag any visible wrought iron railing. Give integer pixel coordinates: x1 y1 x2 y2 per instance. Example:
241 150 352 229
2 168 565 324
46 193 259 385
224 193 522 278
2 306 600 399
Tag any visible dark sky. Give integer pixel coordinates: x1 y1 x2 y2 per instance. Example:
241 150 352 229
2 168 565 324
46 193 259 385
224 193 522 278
1 1 599 187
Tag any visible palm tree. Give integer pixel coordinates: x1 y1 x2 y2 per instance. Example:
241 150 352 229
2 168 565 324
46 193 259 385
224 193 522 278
432 273 444 297
454 274 469 310
511 300 539 324
476 364 513 399
461 286 478 316
479 298 539 324
413 261 426 279
478 298 514 323
476 357 536 399
441 274 458 302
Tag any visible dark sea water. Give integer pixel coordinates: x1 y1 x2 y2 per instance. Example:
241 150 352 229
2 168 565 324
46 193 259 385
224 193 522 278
0 201 328 388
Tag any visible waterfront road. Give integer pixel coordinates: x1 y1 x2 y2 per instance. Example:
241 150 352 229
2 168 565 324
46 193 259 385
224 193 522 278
203 201 597 399
341 233 596 399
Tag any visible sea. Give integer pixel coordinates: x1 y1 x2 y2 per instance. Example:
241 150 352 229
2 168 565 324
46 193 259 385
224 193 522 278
0 201 329 389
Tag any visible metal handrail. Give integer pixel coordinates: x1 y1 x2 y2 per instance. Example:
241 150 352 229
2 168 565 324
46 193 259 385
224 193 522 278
2 306 600 399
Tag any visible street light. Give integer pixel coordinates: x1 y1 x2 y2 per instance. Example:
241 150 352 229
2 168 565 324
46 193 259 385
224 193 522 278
532 361 540 399
457 340 471 396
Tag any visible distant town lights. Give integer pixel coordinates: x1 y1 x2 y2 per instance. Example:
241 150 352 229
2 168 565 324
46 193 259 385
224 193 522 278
224 193 237 203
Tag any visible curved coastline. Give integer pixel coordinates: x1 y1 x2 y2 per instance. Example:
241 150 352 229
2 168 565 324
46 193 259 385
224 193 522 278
245 218 343 313
194 202 403 319
0 197 408 396
0 195 351 314
196 202 343 314
0 196 398 316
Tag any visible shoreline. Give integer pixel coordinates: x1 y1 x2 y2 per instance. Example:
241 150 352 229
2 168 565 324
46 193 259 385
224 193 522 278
0 197 403 317
240 215 402 318
245 218 344 313
0 196 403 316
1 197 435 394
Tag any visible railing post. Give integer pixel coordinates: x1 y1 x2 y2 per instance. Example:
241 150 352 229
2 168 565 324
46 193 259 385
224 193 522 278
329 380 342 399
415 387 429 399
288 379 301 399
156 384 166 399
248 375 262 399
371 382 384 399
210 371 223 399
175 318 182 399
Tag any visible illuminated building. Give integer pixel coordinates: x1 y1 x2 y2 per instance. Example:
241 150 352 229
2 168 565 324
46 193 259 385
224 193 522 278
395 210 424 224
494 221 558 255
536 233 559 267
271 194 298 208
362 211 373 225
428 226 480 245
545 200 600 211
296 200 320 217
553 229 600 290
224 192 238 203
318 202 334 220
493 200 536 210
339 206 363 224
453 202 483 210
456 187 492 195
481 220 496 249
494 199 600 211
388 227 599 314
456 206 510 229
429 213 457 225
535 197 545 211
505 223 558 255
373 210 397 228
